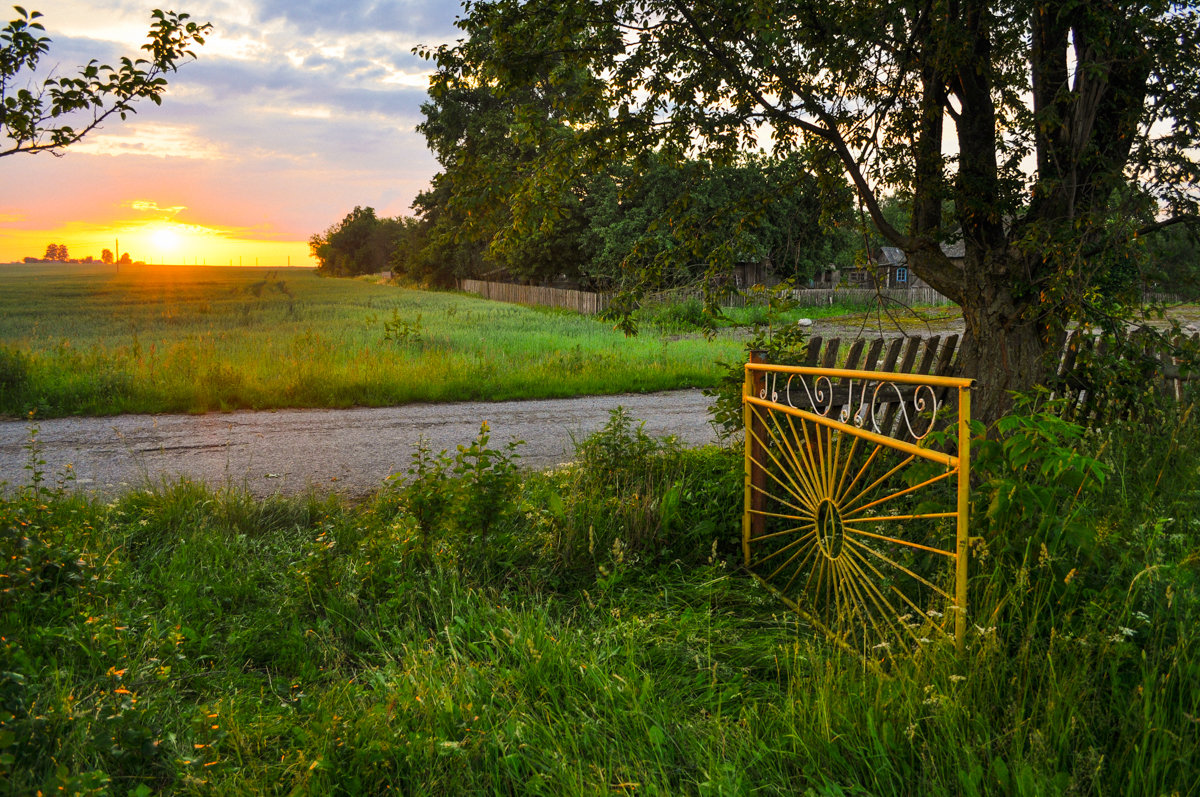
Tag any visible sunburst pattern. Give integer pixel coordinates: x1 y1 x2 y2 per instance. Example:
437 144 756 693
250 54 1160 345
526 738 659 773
744 399 962 652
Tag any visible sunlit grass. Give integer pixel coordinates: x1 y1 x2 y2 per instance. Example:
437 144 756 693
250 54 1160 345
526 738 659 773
0 263 744 416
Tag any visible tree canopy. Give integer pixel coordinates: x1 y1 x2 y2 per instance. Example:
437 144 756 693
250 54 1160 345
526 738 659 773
425 0 1200 420
1 6 210 158
409 24 855 292
309 206 413 277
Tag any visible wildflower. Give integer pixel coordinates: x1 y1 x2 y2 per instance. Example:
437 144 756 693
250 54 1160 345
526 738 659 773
872 641 890 650
926 609 943 619
1064 568 1077 585
949 674 966 683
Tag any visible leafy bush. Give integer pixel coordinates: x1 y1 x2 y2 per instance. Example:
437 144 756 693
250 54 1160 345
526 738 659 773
389 421 524 582
705 321 809 438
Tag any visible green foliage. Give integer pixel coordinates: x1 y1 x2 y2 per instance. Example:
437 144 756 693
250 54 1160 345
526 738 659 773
579 152 855 290
2 408 1200 792
0 344 29 404
381 308 423 346
309 206 414 277
410 26 856 291
388 422 525 582
704 288 810 438
971 395 1110 560
1 6 210 157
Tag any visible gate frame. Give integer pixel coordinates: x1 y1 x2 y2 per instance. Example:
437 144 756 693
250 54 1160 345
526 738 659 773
742 352 974 650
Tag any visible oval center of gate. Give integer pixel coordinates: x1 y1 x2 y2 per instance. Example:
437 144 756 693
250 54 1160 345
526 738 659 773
815 498 845 559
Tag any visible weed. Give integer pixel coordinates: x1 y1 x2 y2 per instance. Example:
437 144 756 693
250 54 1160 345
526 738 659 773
382 308 424 346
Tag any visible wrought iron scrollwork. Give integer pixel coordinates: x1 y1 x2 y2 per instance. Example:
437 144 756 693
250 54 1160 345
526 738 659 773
759 371 940 442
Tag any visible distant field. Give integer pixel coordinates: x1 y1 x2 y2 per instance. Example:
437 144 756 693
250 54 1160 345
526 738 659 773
0 263 744 417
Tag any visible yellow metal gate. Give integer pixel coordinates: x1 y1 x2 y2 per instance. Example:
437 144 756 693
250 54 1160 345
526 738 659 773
743 354 974 653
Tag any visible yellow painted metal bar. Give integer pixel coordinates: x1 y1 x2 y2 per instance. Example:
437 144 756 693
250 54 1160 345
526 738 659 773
743 362 754 565
746 362 973 388
744 395 957 467
842 468 957 518
843 536 955 602
847 512 958 523
955 385 972 652
841 525 956 558
754 407 821 510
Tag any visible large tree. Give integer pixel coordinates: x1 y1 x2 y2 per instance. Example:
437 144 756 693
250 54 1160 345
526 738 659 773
2 6 210 158
414 28 599 285
430 0 1200 420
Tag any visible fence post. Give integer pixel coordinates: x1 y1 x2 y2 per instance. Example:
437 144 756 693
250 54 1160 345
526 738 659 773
743 350 767 565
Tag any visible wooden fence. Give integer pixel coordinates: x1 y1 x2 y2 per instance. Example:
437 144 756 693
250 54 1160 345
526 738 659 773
459 279 952 315
780 329 1197 423
788 286 952 308
459 279 610 315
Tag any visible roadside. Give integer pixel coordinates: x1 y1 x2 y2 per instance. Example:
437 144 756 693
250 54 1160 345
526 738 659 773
0 389 721 499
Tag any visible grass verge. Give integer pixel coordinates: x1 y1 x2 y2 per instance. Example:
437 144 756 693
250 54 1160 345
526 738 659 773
2 404 1197 794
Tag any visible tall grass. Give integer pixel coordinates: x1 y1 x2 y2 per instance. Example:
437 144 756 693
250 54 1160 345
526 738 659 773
0 264 743 417
1 404 1197 794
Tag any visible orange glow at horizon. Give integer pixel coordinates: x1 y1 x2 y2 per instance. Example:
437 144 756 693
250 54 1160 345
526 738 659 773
1 217 315 267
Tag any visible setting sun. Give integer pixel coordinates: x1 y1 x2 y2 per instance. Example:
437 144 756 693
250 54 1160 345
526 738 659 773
0 213 315 267
149 224 183 256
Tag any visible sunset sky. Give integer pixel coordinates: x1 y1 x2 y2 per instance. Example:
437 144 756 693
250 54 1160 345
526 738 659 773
1 0 461 265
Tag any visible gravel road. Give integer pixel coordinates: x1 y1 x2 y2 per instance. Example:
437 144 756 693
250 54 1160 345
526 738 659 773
0 390 721 499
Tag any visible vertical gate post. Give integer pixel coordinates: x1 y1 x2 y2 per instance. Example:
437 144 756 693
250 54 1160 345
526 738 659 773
743 351 767 565
955 384 972 651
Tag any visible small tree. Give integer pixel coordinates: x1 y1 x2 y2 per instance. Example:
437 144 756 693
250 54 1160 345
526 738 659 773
1 6 210 158
100 248 113 264
309 206 407 277
117 252 131 265
42 242 57 260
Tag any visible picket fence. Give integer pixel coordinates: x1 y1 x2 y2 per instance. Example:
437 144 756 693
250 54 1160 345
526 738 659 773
459 280 610 315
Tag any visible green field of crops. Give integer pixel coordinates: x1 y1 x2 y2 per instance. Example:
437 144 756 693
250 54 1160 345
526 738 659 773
0 263 746 417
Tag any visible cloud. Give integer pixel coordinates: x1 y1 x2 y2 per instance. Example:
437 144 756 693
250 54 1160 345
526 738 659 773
4 0 461 255
129 201 188 216
72 124 225 160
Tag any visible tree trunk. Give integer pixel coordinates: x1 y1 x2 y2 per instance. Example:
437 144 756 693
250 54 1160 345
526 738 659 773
954 256 1054 424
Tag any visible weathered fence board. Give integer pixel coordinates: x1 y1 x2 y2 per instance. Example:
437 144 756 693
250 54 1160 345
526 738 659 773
776 329 1193 429
459 279 610 315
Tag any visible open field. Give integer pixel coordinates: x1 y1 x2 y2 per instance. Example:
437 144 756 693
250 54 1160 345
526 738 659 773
0 263 749 417
3 407 1197 794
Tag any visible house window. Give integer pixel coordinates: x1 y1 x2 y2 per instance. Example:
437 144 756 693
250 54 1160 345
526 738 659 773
895 267 908 284
849 269 866 282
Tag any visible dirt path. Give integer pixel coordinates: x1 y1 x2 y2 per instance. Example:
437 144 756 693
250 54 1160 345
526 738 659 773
0 390 721 499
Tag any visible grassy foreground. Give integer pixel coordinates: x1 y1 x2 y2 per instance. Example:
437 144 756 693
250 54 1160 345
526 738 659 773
0 263 745 417
2 407 1197 794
